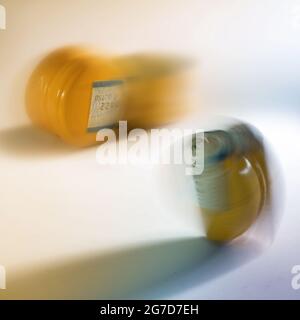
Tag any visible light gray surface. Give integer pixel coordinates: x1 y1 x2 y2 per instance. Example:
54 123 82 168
0 0 299 299
170 109 300 300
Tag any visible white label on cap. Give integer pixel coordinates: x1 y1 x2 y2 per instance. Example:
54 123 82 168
87 80 123 132
193 164 230 211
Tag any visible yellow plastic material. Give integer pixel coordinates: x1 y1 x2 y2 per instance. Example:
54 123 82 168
201 155 265 242
26 47 123 147
26 46 195 147
115 54 195 129
193 127 269 242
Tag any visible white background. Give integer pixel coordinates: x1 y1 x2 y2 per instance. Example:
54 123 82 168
0 0 299 299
